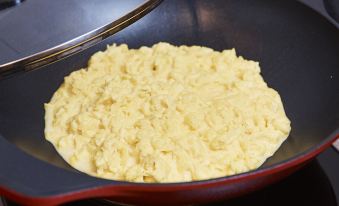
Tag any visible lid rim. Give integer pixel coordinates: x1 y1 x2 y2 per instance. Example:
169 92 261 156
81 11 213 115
0 0 163 79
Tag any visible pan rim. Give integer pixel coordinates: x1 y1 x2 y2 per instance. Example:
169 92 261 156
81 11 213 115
0 130 337 205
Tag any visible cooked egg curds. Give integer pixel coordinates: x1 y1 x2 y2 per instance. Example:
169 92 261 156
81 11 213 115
45 43 291 182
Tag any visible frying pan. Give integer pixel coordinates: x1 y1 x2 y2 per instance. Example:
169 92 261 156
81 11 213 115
0 0 338 205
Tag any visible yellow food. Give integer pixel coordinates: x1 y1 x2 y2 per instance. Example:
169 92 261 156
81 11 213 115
44 43 291 183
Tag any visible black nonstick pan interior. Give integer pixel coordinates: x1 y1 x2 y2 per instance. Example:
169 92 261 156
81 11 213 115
0 0 338 201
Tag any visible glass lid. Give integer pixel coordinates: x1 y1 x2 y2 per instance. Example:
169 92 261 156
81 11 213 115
0 0 161 78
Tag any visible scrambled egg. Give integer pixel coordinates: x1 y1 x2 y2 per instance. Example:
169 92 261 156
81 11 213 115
44 43 291 183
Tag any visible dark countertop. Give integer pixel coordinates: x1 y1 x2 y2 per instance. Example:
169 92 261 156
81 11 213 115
318 147 339 201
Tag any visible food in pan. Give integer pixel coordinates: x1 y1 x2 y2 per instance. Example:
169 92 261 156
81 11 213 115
44 42 291 183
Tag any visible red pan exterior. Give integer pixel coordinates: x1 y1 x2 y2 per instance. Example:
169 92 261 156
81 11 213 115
1 135 337 206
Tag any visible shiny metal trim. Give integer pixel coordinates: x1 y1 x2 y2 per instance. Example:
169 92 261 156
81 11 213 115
0 0 162 79
333 139 339 152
